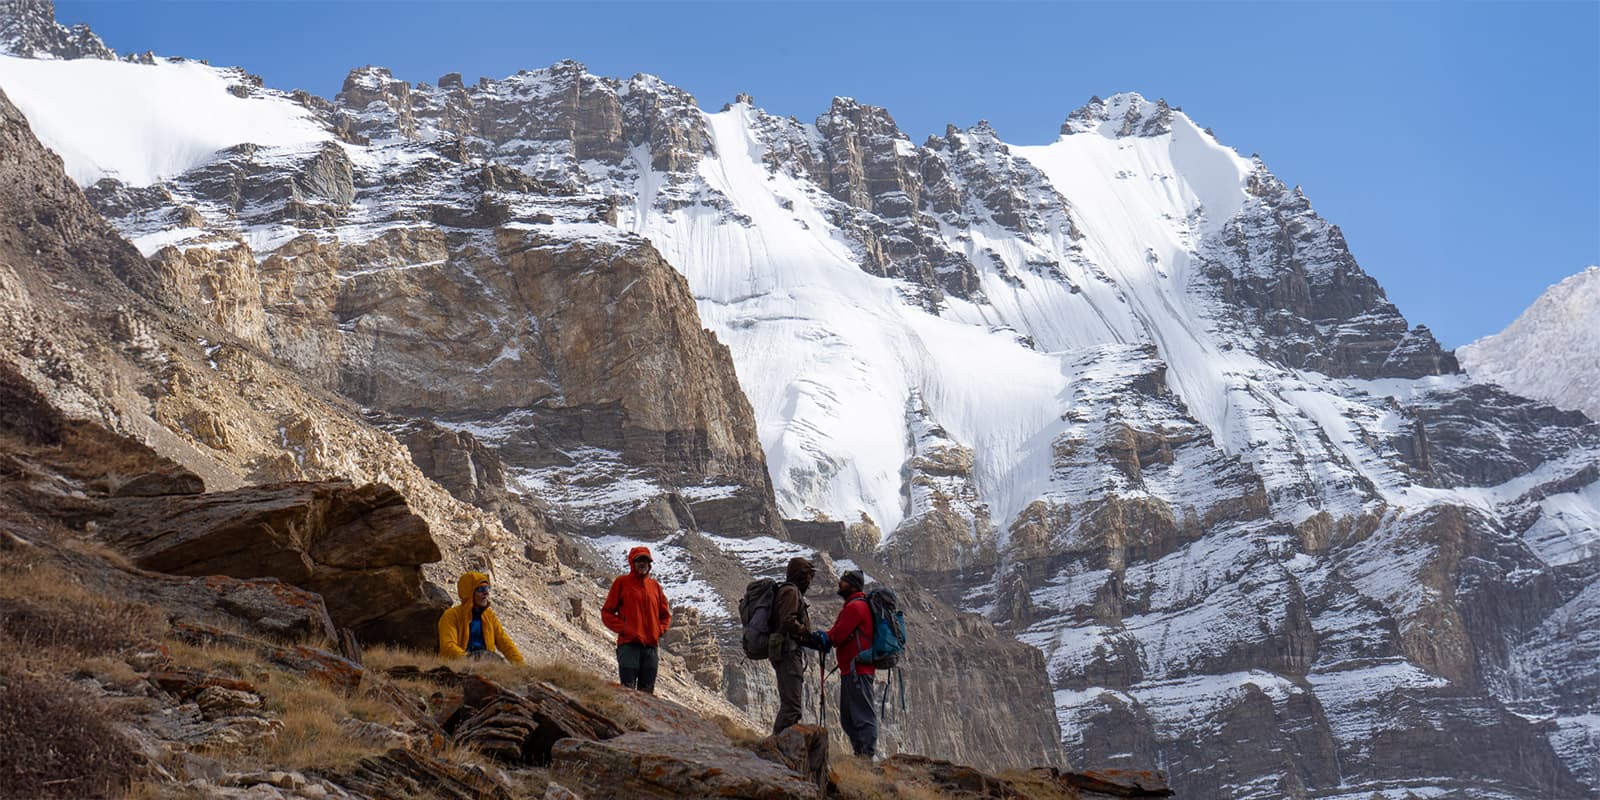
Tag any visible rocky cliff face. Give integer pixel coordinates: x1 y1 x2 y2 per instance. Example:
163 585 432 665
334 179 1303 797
0 81 692 735
0 16 1071 774
5 6 1598 795
1197 160 1458 379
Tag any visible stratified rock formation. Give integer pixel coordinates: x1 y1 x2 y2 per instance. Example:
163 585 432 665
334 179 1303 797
0 10 1071 776
3 4 1596 795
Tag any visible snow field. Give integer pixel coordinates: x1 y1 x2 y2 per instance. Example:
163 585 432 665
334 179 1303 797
0 54 329 186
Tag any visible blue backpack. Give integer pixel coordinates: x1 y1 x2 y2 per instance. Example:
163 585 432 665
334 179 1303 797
853 587 905 670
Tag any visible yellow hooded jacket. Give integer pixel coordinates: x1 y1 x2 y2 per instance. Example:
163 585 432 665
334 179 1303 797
438 571 524 663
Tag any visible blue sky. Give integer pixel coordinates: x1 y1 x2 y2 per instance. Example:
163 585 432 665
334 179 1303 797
56 0 1599 348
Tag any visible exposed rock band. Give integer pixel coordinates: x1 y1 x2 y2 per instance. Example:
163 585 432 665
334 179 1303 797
435 552 879 758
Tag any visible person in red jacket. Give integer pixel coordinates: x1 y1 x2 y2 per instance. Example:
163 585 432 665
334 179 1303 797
822 569 877 757
600 545 672 693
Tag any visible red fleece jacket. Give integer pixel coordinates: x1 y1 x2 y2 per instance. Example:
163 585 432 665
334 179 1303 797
827 592 875 676
601 546 672 646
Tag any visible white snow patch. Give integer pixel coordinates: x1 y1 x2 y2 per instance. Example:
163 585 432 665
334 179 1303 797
0 55 330 186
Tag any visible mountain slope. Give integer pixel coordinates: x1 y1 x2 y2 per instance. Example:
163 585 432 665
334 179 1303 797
1460 265 1600 421
2 13 1598 796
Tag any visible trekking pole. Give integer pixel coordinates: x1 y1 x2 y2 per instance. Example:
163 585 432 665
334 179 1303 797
818 651 826 728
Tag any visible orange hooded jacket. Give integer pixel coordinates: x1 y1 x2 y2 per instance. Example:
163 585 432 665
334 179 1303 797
601 546 672 646
438 571 524 663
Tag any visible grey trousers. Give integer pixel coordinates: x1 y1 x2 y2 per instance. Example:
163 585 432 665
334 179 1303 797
839 672 878 756
771 648 806 734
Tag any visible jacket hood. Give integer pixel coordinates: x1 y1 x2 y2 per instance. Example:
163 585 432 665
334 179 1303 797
457 571 489 604
627 546 653 567
785 556 815 584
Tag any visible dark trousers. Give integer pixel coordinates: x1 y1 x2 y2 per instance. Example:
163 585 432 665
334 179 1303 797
771 647 805 734
617 643 659 693
839 672 878 756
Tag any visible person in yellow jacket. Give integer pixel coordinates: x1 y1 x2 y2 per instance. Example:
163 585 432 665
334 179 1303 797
438 571 524 663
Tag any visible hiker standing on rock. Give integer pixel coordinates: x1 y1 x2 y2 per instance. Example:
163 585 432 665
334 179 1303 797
601 545 672 693
438 571 525 664
816 569 877 758
770 556 819 734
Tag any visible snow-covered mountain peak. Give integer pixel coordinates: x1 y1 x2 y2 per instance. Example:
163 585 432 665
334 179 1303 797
339 64 401 94
1060 92 1174 138
0 0 114 61
1459 264 1600 420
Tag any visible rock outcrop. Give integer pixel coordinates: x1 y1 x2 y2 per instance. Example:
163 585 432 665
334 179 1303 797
7 8 1596 794
0 0 115 60
1197 160 1458 379
95 480 448 648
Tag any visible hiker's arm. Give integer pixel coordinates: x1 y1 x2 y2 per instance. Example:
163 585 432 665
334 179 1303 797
600 578 627 635
490 612 524 664
774 586 809 639
655 581 672 633
438 610 466 659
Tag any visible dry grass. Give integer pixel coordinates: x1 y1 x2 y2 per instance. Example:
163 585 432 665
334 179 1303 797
830 755 950 800
163 636 264 679
711 712 765 747
0 546 165 665
163 635 401 770
0 663 143 799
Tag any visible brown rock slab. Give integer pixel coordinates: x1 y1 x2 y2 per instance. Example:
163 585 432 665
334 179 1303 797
752 724 828 790
172 621 363 693
1042 766 1175 798
551 732 821 799
610 684 728 743
880 754 1023 798
452 674 625 765
327 747 513 800
97 480 447 648
150 669 259 699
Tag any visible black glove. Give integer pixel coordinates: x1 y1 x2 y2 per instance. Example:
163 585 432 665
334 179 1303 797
808 631 831 653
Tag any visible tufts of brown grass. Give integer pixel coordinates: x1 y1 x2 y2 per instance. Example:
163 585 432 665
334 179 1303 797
0 545 165 664
0 663 143 799
164 636 401 771
711 712 765 747
162 636 263 679
830 756 952 800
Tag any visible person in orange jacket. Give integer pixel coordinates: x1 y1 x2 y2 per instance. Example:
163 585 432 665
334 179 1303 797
600 545 672 693
438 571 524 664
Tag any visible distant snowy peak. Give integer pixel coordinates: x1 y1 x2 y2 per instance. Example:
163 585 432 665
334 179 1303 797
1060 92 1174 138
0 0 114 61
1459 265 1600 421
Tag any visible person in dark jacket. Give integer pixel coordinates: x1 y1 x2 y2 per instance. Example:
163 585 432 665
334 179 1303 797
769 556 817 733
601 545 673 693
821 569 876 757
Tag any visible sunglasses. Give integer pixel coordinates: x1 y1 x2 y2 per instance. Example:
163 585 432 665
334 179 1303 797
473 586 490 594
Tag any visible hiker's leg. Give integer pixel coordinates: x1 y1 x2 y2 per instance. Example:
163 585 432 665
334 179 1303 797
857 675 878 756
617 643 641 689
841 674 878 756
771 650 804 734
637 645 659 694
838 677 856 750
